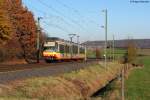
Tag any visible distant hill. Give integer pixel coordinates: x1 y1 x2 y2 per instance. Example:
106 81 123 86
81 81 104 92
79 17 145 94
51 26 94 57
83 39 150 49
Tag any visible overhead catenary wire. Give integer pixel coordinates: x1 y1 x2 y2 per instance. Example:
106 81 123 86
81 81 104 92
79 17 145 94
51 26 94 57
26 1 76 28
42 21 71 34
55 0 87 24
24 0 80 39
38 0 86 31
23 0 99 41
55 0 100 27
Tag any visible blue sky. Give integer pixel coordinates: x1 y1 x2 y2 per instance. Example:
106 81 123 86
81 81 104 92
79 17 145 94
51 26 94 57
22 0 150 42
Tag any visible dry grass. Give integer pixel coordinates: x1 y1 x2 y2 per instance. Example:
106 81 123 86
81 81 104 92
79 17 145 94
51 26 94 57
0 59 27 65
0 62 123 100
138 49 150 56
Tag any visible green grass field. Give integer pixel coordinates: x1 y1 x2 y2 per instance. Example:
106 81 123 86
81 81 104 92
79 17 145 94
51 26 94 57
87 48 126 59
107 48 126 59
125 56 150 100
138 49 150 56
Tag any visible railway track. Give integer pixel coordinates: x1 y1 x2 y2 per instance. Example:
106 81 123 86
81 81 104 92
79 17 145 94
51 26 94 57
0 59 99 84
0 59 99 72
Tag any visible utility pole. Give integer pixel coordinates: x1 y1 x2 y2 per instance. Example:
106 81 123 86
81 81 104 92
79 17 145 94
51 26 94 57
69 34 76 59
77 35 80 55
113 35 115 62
84 46 87 61
37 17 42 63
102 9 108 68
109 41 112 61
121 66 125 100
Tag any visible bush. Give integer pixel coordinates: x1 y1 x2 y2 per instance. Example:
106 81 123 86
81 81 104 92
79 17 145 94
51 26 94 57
0 46 21 62
0 47 8 62
95 48 102 59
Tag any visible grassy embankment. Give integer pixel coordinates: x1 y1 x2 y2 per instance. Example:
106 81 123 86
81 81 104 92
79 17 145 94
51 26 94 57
125 56 150 100
91 49 150 100
0 62 123 100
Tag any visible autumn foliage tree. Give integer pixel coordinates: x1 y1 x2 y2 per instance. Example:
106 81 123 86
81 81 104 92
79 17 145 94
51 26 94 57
123 39 137 64
127 40 137 63
0 0 37 63
0 0 13 45
0 0 14 61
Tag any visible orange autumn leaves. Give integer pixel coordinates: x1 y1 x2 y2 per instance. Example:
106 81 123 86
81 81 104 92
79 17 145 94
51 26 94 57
0 0 37 62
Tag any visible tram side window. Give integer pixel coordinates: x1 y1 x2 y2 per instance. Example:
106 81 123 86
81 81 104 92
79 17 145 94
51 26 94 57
80 47 85 54
43 47 56 51
59 44 65 53
73 45 78 54
65 45 70 53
